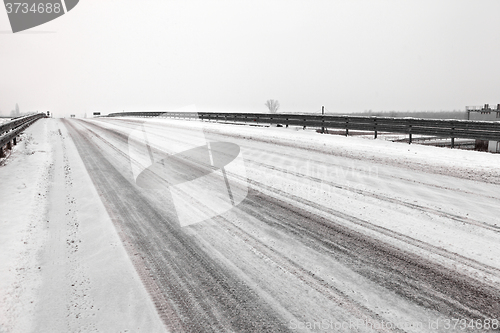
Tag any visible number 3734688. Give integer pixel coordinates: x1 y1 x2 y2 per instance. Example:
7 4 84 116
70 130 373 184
5 2 62 14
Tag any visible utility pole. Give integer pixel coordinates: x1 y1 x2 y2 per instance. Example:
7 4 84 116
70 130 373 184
321 105 325 134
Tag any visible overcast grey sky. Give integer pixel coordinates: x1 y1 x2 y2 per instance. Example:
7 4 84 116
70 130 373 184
1 0 499 117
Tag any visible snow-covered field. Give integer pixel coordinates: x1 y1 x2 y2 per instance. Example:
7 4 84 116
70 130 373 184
1 117 499 332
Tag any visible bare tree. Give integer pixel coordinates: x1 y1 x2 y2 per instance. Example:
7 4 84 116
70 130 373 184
265 99 280 114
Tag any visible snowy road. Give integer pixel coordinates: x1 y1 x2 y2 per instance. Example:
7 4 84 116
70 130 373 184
2 118 500 332
65 117 500 332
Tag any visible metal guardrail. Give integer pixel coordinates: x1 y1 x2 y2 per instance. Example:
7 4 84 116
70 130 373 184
106 111 500 146
0 113 46 156
0 113 46 135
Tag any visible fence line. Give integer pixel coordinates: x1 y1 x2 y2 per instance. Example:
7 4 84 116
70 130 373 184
106 111 500 146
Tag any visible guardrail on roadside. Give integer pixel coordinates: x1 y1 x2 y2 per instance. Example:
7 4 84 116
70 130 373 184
105 111 500 148
0 113 46 157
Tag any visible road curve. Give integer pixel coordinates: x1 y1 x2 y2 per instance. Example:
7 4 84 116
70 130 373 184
62 118 500 333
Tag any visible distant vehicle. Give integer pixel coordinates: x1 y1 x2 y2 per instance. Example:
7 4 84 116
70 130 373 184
93 112 101 117
70 114 75 118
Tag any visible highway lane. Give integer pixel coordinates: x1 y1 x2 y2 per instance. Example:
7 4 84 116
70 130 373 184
63 118 500 332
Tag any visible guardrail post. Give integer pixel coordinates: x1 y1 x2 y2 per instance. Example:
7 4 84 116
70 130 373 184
286 117 289 128
406 119 412 144
303 118 306 130
450 123 455 149
374 118 378 139
13 137 17 145
0 147 4 157
6 140 12 150
345 117 349 136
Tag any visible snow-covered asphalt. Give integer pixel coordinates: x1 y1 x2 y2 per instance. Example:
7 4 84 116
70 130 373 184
1 117 500 332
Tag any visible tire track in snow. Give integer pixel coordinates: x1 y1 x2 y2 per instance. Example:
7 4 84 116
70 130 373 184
245 159 500 235
64 119 291 332
234 181 500 320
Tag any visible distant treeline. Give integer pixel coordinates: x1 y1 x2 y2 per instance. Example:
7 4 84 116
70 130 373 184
285 110 468 120
347 110 468 120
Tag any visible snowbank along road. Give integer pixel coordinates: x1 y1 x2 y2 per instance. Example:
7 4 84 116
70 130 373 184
1 117 499 333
